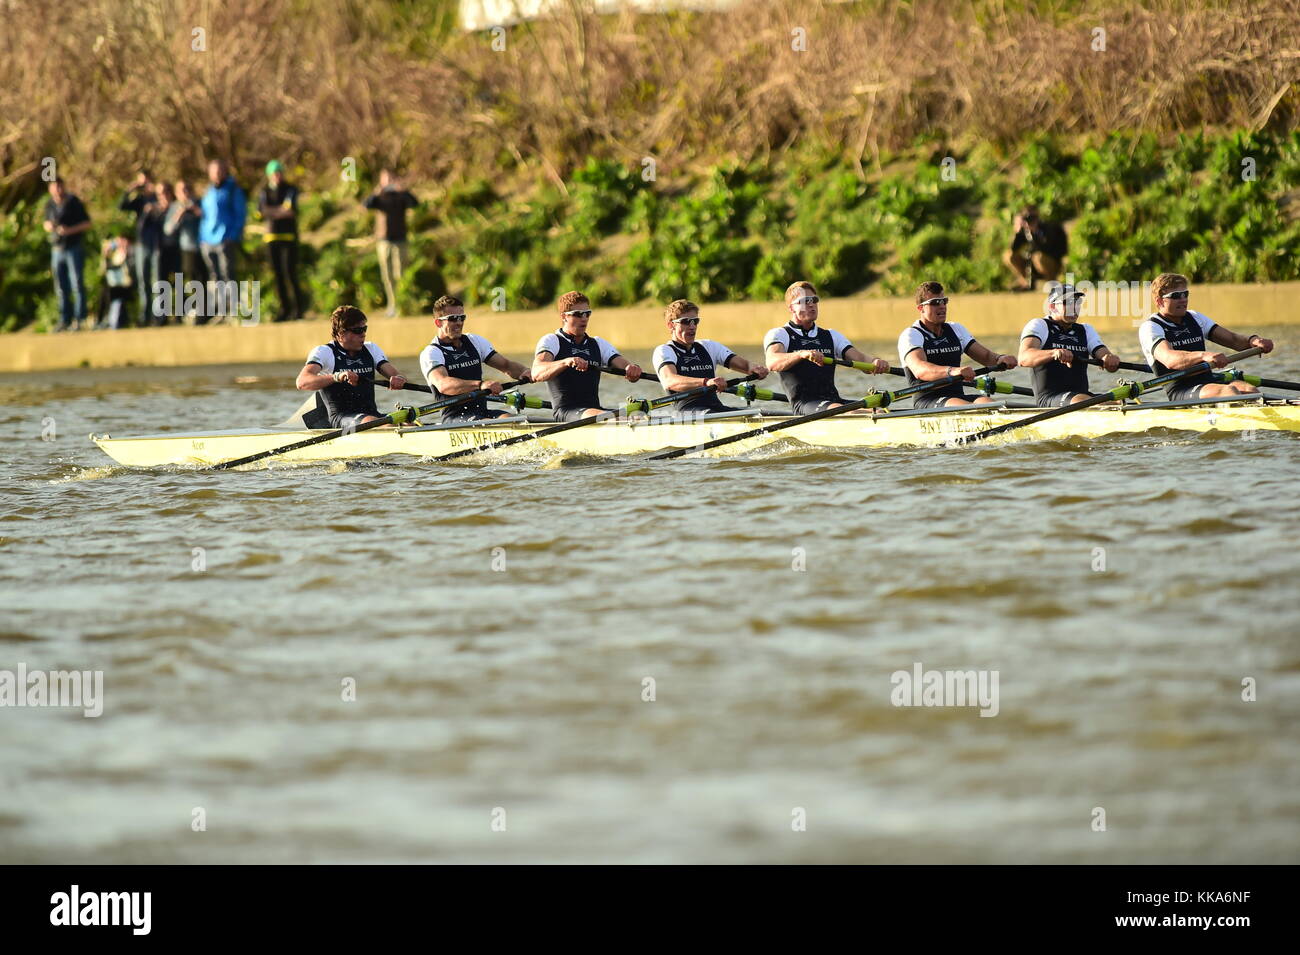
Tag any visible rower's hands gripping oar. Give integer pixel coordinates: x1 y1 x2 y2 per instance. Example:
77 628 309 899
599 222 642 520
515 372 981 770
953 347 1266 446
377 376 551 409
599 365 658 383
822 357 1030 397
208 380 527 470
647 365 1006 461
822 357 898 376
428 374 760 463
600 364 786 403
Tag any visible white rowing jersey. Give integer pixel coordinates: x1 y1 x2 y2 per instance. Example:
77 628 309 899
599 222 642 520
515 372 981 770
652 338 735 414
1138 310 1217 374
420 333 499 420
303 341 389 428
306 341 387 374
535 330 622 413
1020 317 1105 401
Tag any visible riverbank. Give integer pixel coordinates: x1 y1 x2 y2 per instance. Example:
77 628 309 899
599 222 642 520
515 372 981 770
4 282 1298 373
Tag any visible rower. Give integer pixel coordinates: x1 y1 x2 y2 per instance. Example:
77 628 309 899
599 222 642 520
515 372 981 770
418 295 532 421
1018 284 1122 406
652 299 768 416
763 281 890 413
295 305 408 428
1138 273 1274 400
532 290 642 421
898 281 1018 408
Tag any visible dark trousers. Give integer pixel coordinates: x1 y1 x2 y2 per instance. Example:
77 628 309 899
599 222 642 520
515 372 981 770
51 245 87 329
199 242 239 323
267 240 300 321
134 243 162 325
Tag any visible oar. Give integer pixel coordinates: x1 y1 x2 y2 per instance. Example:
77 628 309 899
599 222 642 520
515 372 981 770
377 377 551 409
1213 369 1300 392
429 374 760 463
1085 358 1300 393
208 380 527 470
730 383 788 403
969 375 1033 398
1084 357 1153 373
953 347 1265 446
599 364 788 404
646 365 1006 461
824 357 1031 396
600 365 660 383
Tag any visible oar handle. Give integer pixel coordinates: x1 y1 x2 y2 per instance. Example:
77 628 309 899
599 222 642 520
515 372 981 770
1084 358 1151 372
375 376 548 409
599 365 660 383
827 358 904 376
379 377 433 393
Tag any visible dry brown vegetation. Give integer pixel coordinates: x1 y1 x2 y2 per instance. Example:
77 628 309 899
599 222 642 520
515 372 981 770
2 0 1298 203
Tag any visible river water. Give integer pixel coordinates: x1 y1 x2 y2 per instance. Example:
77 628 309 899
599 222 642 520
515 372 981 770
3 332 1299 863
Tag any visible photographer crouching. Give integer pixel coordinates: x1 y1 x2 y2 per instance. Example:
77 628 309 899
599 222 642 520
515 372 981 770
1004 205 1068 291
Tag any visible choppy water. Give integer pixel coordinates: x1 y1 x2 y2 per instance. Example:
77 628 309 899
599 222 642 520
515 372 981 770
3 334 1299 863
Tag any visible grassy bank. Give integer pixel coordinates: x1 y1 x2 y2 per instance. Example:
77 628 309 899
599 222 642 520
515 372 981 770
4 128 1299 330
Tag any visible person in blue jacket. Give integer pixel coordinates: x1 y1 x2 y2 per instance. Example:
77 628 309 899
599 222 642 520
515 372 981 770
198 158 247 323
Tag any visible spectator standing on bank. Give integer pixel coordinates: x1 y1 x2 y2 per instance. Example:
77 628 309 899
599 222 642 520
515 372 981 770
1004 205 1068 291
257 160 302 322
166 179 205 321
363 169 418 317
199 158 247 322
42 177 93 332
99 236 134 330
154 183 181 321
119 171 166 324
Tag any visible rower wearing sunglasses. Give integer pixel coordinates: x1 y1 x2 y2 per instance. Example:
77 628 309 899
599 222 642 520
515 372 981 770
898 281 1018 408
532 290 643 421
295 305 409 428
1018 284 1122 406
763 281 891 414
1138 273 1273 401
652 299 768 415
419 294 533 422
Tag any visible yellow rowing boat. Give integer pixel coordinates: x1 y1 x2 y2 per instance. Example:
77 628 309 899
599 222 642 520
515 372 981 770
90 395 1300 467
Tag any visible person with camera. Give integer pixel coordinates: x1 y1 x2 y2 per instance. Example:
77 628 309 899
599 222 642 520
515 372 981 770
1004 205 1067 291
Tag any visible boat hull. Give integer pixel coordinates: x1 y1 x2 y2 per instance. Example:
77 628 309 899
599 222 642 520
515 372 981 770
90 398 1300 467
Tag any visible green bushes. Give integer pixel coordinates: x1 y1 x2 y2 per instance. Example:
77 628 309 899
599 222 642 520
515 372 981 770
5 129 1300 329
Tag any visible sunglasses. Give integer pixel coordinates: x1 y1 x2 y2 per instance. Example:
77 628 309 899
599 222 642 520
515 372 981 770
919 297 949 306
343 326 368 334
793 296 820 306
564 309 593 319
439 314 467 322
1162 290 1190 300
673 317 701 326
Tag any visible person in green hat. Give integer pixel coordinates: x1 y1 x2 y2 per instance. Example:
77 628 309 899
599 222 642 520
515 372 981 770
257 159 302 321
